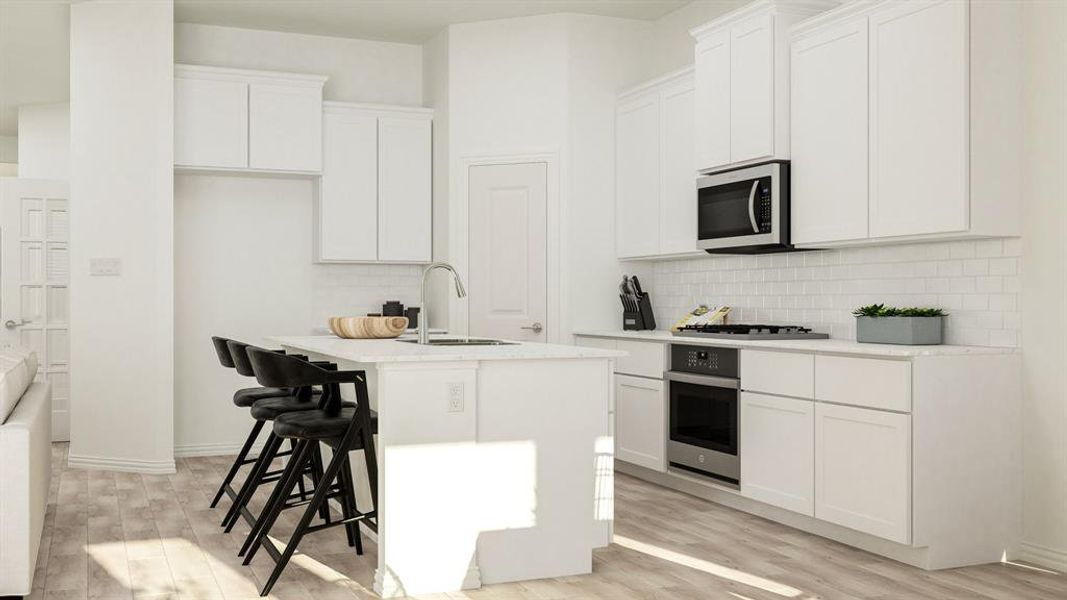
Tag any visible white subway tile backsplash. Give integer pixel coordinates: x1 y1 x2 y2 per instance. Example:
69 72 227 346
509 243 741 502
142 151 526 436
650 239 1021 347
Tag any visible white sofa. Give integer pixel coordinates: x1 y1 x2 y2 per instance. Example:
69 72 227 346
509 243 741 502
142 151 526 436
0 347 51 598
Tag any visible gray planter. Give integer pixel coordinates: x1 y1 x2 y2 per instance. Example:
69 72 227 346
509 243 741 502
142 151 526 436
856 316 943 345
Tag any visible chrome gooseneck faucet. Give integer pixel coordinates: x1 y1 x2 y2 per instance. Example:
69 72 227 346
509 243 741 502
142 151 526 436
418 262 467 344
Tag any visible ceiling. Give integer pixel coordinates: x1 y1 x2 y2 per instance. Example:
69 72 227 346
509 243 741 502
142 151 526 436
0 1 71 137
174 0 689 44
0 0 690 137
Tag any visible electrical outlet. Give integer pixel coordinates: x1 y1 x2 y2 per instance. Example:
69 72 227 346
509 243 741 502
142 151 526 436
447 382 464 413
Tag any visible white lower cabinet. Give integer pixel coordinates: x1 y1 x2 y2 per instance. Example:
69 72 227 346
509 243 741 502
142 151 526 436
815 402 911 544
740 392 814 516
614 374 666 472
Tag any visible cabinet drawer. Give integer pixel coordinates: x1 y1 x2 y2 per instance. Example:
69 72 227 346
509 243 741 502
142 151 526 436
741 350 814 398
574 336 617 352
616 340 666 379
815 355 911 412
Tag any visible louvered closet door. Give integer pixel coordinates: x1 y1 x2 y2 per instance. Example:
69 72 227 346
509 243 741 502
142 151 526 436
0 179 70 441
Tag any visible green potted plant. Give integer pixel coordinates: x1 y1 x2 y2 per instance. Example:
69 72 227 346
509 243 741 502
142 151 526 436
852 304 947 345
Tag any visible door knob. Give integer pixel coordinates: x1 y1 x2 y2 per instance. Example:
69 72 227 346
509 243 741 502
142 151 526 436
520 322 544 334
4 319 29 330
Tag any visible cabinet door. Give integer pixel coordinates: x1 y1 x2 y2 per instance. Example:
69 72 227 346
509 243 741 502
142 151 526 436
694 31 731 171
174 77 248 169
729 13 774 164
869 0 968 238
249 83 323 172
790 19 869 244
615 92 660 258
317 110 378 262
815 403 911 543
615 374 666 472
659 77 697 255
378 116 432 262
741 392 814 515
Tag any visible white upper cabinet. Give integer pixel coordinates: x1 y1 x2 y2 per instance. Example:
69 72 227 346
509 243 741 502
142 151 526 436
316 103 433 264
790 18 869 244
659 77 697 255
789 0 1022 247
174 65 326 174
249 82 324 172
616 68 696 260
174 74 248 169
729 13 775 164
694 31 731 171
616 89 661 259
378 115 432 262
317 107 378 262
868 0 967 239
691 0 835 173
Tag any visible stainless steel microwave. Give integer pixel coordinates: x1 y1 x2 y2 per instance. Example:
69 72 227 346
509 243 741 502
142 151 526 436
696 160 792 254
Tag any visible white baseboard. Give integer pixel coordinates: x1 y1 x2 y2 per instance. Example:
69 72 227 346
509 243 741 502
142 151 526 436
67 453 176 474
1015 541 1067 573
174 440 266 458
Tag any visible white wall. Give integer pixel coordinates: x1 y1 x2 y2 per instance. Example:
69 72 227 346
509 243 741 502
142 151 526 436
17 102 68 179
632 0 748 83
0 135 16 163
69 0 174 473
423 29 450 329
1019 0 1067 571
172 25 426 453
174 175 422 455
175 23 422 106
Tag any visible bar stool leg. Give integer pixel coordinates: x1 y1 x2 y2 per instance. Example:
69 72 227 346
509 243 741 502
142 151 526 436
337 452 363 554
211 419 265 508
239 439 313 557
223 431 281 531
258 436 355 596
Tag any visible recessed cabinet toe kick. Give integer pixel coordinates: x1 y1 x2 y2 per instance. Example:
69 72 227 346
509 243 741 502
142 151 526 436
272 335 621 597
575 332 1021 571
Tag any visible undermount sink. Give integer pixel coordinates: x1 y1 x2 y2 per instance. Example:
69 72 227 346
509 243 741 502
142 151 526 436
397 337 516 346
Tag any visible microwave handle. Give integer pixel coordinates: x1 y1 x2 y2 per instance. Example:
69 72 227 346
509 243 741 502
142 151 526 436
747 180 760 233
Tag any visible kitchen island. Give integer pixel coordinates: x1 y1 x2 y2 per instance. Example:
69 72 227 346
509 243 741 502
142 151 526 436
270 335 622 598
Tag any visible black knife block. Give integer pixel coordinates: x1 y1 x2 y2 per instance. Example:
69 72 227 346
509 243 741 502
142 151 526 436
622 293 656 331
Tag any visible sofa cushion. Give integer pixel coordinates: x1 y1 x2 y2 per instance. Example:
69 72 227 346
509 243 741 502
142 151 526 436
0 346 39 425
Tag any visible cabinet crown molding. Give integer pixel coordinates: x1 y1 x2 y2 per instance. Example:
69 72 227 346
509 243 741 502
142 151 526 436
789 0 889 38
174 63 328 87
618 66 694 102
690 0 840 39
323 100 433 117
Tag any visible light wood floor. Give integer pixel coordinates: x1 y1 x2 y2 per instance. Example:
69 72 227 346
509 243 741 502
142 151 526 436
26 443 1067 599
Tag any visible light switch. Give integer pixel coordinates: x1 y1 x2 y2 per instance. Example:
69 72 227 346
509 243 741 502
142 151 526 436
89 258 121 276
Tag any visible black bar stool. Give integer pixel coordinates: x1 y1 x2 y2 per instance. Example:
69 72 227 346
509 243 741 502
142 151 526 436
209 336 299 509
241 348 379 597
219 340 327 532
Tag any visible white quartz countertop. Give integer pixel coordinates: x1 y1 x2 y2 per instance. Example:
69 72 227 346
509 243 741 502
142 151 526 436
271 334 625 363
573 329 1018 357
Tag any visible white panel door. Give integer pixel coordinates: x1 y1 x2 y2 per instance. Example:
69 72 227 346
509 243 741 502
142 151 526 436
468 163 548 342
318 109 378 262
869 0 968 238
659 76 697 255
0 179 70 441
694 31 731 171
615 374 666 472
740 392 814 515
729 13 775 164
791 19 870 244
377 116 432 262
248 83 323 172
615 92 660 258
815 403 911 543
174 76 248 169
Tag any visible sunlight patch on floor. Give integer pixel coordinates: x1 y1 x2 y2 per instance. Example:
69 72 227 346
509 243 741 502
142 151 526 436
613 534 805 598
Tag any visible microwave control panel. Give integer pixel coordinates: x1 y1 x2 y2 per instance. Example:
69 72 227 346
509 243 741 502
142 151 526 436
756 178 772 233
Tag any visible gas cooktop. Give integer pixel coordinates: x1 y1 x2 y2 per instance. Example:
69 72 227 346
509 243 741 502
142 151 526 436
672 323 830 340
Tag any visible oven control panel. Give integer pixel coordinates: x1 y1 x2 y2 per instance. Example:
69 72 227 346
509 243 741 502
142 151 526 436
670 344 738 378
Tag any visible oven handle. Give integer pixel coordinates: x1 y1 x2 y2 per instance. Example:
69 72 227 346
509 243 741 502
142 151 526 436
747 180 760 233
666 371 740 389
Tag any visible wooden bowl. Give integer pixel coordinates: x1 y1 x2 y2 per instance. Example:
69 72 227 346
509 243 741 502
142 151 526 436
328 316 409 339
